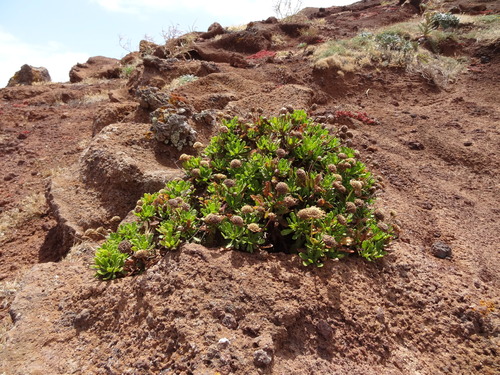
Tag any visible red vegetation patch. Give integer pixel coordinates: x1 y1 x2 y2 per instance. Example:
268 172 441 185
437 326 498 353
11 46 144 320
247 50 276 60
335 110 379 125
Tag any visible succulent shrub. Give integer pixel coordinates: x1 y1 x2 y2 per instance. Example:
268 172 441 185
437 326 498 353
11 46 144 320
431 13 460 30
93 110 396 279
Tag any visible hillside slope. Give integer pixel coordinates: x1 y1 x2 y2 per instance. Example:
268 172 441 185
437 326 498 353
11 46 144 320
1 1 499 374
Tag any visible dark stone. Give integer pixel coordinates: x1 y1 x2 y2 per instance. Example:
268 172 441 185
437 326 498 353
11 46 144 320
200 22 225 39
4 172 17 181
431 241 452 259
7 64 51 87
264 16 278 24
317 320 333 340
464 141 473 147
407 141 425 150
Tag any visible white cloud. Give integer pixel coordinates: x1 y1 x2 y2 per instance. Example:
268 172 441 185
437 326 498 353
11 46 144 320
0 28 89 87
91 0 355 22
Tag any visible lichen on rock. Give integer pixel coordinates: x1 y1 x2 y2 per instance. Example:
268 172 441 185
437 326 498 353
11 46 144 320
150 107 197 150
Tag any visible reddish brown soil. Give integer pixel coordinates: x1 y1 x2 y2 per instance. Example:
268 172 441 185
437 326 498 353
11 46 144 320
1 1 499 374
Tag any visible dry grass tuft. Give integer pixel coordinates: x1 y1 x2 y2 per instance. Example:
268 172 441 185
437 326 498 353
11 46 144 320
0 193 47 241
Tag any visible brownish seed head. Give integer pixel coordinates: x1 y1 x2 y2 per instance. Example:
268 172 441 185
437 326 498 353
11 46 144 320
276 148 287 158
322 235 337 248
327 164 337 173
223 179 236 188
377 222 389 232
354 198 364 207
247 223 261 232
337 214 347 226
374 209 385 221
204 213 224 225
283 195 298 208
241 205 254 214
193 142 204 149
213 173 227 181
346 202 357 213
230 159 242 168
276 182 290 195
230 215 245 226
297 206 326 220
296 168 307 181
179 153 193 162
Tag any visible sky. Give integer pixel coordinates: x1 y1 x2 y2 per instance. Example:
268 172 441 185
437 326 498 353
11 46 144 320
0 0 356 87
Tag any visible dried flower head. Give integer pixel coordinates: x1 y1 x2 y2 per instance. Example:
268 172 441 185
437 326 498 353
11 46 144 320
338 162 351 170
204 213 224 225
219 125 229 133
179 153 193 162
377 222 389 232
247 223 261 232
276 148 287 158
230 159 242 168
340 125 348 133
168 198 182 208
349 180 363 190
241 205 254 214
296 168 307 181
118 240 132 254
191 168 201 178
193 141 204 149
133 250 149 259
230 215 245 226
322 235 337 248
267 212 277 221
180 203 190 211
213 173 227 181
332 181 347 193
346 202 357 213
255 206 266 214
338 153 347 160
276 182 289 195
297 206 326 220
374 209 385 221
283 195 298 208
223 179 236 188
337 214 347 226
354 199 364 207
327 164 337 173
200 160 210 168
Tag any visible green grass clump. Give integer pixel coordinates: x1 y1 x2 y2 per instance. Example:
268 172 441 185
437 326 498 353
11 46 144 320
93 110 396 279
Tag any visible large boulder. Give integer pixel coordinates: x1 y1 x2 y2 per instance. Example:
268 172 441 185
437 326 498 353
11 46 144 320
69 56 121 83
7 64 51 87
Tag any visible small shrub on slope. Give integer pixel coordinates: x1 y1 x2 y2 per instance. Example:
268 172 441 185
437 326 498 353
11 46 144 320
93 110 396 279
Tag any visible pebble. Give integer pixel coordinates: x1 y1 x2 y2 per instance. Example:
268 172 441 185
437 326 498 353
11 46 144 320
316 320 333 339
463 141 473 147
217 338 230 349
407 141 425 150
4 172 17 181
253 349 272 368
431 241 452 259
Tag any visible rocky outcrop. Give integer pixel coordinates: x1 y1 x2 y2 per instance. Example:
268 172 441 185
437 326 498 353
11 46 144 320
69 56 121 83
7 64 51 86
45 121 184 258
